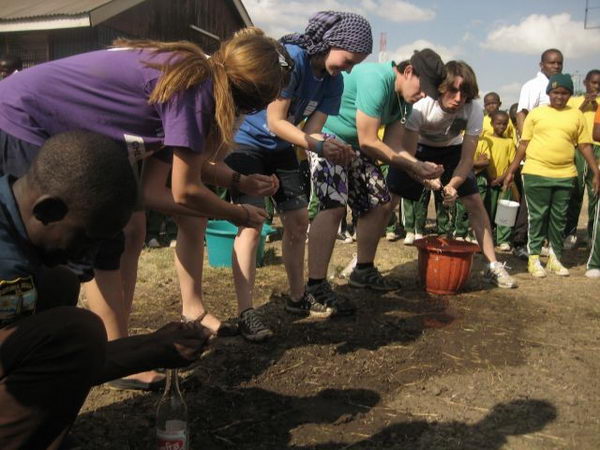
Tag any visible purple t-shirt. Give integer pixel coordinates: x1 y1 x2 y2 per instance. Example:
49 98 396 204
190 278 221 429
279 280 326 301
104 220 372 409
0 48 215 159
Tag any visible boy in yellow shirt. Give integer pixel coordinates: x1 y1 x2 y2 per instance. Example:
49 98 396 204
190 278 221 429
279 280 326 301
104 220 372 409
482 92 515 140
485 111 516 250
564 69 600 248
504 74 600 278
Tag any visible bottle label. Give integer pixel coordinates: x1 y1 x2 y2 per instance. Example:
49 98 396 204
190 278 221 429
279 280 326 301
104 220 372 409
157 422 187 450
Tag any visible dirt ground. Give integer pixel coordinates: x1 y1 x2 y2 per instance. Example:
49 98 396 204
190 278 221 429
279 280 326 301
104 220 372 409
73 209 600 449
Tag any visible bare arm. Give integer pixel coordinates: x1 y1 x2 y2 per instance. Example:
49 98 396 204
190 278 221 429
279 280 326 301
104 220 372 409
266 97 321 152
141 149 266 227
593 122 600 142
516 110 528 137
578 143 600 195
446 135 479 190
502 140 529 191
356 111 442 179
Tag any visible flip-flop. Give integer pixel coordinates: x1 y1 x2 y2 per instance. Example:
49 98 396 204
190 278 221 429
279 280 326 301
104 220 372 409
106 376 165 392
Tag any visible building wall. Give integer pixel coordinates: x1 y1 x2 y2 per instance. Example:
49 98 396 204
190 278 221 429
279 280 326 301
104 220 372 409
0 0 247 65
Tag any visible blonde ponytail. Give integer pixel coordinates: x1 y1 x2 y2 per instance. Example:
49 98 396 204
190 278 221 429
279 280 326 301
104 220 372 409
113 28 292 150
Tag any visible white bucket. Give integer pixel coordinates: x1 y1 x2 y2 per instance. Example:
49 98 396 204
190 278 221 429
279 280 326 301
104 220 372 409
495 199 520 227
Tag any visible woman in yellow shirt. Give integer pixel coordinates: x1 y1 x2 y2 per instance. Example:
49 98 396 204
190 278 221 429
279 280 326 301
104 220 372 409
504 74 600 278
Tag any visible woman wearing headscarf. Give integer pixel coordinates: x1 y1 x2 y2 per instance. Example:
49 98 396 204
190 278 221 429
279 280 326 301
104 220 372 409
225 11 372 341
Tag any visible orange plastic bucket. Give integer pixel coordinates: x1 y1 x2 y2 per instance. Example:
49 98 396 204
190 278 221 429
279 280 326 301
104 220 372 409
413 236 480 295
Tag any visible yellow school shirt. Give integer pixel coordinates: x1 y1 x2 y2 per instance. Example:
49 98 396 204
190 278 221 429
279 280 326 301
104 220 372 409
568 96 600 145
481 114 515 140
486 135 516 179
521 105 592 178
474 136 491 175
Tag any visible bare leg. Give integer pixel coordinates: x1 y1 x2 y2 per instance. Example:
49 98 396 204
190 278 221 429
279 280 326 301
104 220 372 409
85 211 162 384
280 208 309 300
307 207 345 279
174 216 221 333
232 225 261 314
461 193 497 263
356 204 390 264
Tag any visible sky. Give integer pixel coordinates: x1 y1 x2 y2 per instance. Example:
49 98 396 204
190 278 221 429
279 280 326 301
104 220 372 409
243 0 600 106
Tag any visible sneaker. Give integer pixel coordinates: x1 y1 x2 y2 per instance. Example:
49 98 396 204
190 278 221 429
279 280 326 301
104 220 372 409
147 237 161 248
483 262 518 288
404 232 415 245
498 242 511 252
540 245 550 257
285 291 334 318
564 234 578 250
414 233 424 241
546 255 569 276
239 308 273 342
585 268 600 279
454 236 465 242
349 266 401 291
528 255 547 278
169 239 177 248
386 231 400 242
343 231 354 244
307 280 356 316
512 246 529 261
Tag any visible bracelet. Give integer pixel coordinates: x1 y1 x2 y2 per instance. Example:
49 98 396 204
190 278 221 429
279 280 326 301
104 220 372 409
314 140 324 157
230 171 241 193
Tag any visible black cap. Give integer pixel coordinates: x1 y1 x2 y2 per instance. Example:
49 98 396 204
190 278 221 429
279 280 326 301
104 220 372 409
409 48 445 99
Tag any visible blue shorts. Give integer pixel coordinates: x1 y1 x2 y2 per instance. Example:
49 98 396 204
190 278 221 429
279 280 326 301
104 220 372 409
0 129 125 281
386 143 479 201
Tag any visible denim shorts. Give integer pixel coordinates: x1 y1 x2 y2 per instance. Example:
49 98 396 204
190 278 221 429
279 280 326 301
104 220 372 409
225 145 308 212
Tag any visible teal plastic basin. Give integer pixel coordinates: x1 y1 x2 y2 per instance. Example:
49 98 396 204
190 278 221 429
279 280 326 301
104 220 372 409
205 220 274 268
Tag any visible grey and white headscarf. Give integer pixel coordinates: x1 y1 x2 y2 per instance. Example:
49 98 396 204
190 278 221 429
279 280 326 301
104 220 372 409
280 11 373 56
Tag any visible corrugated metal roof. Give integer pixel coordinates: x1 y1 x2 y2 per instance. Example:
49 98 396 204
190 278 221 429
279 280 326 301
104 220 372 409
0 0 114 20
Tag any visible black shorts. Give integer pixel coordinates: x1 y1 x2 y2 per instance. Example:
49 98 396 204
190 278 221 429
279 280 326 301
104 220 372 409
225 145 308 212
0 129 125 281
386 143 479 201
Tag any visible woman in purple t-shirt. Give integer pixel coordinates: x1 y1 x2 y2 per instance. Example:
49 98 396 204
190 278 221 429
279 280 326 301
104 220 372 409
0 27 292 389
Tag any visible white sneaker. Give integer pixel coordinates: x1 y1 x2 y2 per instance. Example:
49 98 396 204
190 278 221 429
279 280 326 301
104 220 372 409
386 231 400 242
585 268 600 279
498 243 511 251
414 233 424 240
563 234 577 250
169 240 177 248
404 232 415 245
454 236 465 241
147 238 161 248
483 262 518 288
540 245 550 257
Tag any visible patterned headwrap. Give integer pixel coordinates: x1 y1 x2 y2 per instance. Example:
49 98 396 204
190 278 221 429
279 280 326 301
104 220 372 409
280 11 373 56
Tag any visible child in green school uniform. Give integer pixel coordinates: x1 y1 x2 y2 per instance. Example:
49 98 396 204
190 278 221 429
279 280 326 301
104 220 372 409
504 74 600 278
485 111 517 250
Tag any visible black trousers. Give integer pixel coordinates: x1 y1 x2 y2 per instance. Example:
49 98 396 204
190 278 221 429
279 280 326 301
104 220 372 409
0 267 107 450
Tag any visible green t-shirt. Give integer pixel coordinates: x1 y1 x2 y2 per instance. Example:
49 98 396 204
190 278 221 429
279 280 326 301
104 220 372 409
323 62 411 149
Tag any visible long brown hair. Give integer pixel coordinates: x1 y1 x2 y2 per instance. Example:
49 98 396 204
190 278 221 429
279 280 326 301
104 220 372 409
113 27 292 152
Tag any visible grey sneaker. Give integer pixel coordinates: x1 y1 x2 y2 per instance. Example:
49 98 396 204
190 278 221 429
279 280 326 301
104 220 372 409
483 262 518 289
239 308 273 342
348 266 401 291
285 291 334 318
307 281 356 316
